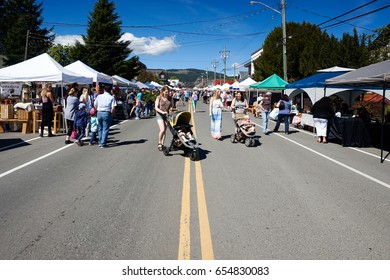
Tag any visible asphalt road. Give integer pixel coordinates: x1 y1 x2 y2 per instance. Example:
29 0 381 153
0 101 389 260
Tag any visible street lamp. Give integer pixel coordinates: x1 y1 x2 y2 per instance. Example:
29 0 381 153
250 0 287 82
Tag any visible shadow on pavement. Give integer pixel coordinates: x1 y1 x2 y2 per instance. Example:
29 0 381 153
0 138 31 152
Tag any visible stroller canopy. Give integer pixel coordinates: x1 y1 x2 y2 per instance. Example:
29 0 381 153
170 111 191 127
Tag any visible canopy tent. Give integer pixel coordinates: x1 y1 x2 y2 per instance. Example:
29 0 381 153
65 60 113 85
0 53 92 84
135 81 149 89
229 81 240 90
112 75 138 88
238 77 257 91
325 60 390 162
144 81 162 89
150 81 163 88
317 66 355 72
250 74 288 90
221 83 231 90
285 71 351 105
325 60 390 88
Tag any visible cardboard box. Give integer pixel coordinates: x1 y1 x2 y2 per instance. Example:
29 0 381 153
1 104 14 119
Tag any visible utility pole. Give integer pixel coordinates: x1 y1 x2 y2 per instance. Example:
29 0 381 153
211 60 219 85
250 0 287 81
219 46 230 84
232 63 239 81
281 0 287 82
24 30 30 61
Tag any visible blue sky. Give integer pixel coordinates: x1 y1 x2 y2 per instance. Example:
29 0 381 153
41 0 389 76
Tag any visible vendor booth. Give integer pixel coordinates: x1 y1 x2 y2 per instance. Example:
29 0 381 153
0 53 92 134
325 60 390 162
65 60 113 85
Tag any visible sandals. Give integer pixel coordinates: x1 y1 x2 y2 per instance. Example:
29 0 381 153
158 143 163 151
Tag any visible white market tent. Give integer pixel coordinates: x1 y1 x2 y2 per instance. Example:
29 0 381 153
112 75 138 88
229 81 240 90
0 53 92 85
65 60 113 85
317 66 355 72
238 77 257 91
150 81 163 88
135 81 149 89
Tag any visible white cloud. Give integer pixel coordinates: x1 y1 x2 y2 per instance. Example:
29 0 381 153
121 33 178 56
53 33 179 56
54 35 84 45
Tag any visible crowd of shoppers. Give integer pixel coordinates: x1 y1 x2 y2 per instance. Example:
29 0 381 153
53 82 344 151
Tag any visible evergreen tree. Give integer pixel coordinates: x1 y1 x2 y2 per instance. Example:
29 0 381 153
338 28 368 69
368 24 390 63
253 22 371 82
0 0 5 54
1 0 54 65
71 0 133 77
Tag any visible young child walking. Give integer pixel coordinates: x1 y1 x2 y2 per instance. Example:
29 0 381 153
74 103 87 146
89 108 98 145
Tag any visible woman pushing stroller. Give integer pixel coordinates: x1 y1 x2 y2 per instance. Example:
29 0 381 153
231 92 255 134
155 86 173 151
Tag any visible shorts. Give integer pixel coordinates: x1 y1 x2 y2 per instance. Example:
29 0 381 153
156 113 165 121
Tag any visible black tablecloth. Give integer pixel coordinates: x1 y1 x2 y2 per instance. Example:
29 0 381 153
328 117 372 147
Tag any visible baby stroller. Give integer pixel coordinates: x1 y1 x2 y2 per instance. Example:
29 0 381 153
163 111 199 161
230 106 256 147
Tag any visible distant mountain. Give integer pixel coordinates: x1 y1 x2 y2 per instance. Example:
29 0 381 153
149 68 227 87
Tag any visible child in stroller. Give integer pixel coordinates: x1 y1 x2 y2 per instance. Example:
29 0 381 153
162 111 199 160
231 106 256 147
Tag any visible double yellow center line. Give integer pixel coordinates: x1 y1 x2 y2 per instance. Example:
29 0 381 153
178 103 214 260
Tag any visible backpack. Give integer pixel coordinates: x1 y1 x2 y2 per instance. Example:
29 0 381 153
279 100 285 110
192 94 198 101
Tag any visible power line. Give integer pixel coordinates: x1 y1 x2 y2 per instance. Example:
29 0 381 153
321 4 390 30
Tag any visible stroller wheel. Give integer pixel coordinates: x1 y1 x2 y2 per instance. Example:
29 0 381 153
163 146 170 156
230 134 237 143
189 149 198 161
245 138 252 147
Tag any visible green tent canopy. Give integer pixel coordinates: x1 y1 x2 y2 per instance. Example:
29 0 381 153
249 73 288 90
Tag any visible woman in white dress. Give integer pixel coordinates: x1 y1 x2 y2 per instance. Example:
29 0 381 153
209 89 224 140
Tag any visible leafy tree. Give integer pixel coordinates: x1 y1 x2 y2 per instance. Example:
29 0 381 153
137 69 157 83
70 0 135 78
1 0 54 65
48 44 72 66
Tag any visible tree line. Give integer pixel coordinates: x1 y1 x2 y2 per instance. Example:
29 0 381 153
253 21 389 82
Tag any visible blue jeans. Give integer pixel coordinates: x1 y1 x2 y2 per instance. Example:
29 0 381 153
274 113 290 133
97 111 112 146
76 125 85 142
90 131 97 144
261 110 270 133
135 107 140 118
